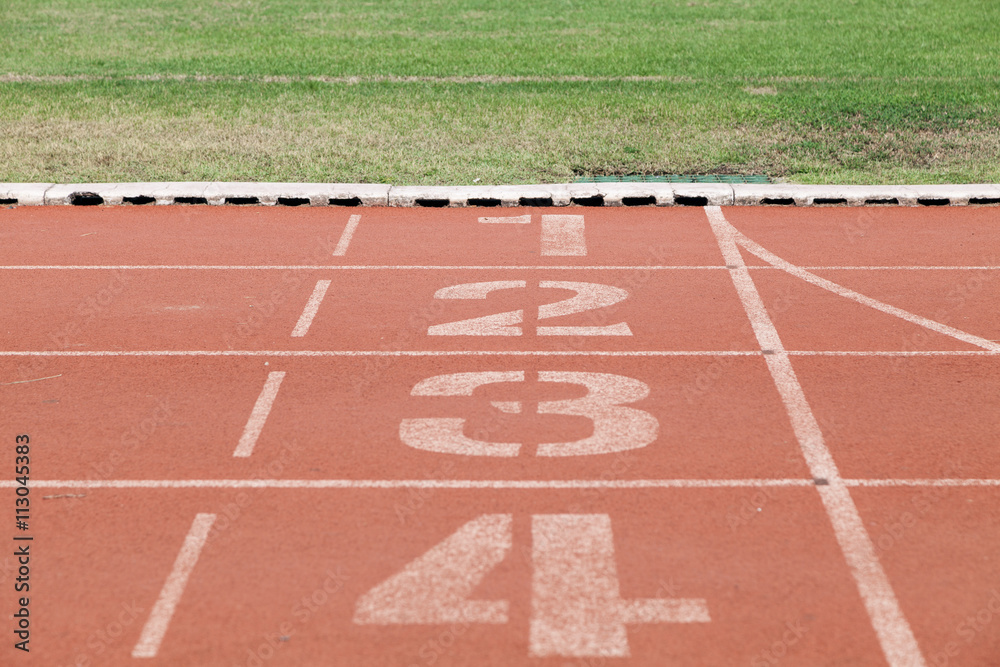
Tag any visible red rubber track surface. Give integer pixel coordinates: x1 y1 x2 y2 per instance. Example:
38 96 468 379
1 205 999 666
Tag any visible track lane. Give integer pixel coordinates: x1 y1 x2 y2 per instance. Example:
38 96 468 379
0 269 759 353
13 489 891 666
1 356 811 482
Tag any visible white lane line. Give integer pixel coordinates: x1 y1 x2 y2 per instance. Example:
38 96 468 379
132 513 216 658
756 266 1000 271
0 350 760 357
727 221 1000 352
333 214 361 256
707 206 927 667
0 373 62 385
4 264 999 270
846 479 1000 487
788 351 1000 356
0 479 816 489
541 215 587 256
0 478 996 489
233 371 286 457
815 483 929 666
290 279 331 337
479 214 531 224
1 349 998 357
0 264 723 270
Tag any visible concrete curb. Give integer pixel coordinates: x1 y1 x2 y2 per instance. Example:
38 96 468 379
3 182 1000 208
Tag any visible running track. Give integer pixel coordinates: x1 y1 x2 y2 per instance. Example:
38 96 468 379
2 204 1000 666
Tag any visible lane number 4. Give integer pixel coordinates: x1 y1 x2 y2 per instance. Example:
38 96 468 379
354 513 710 657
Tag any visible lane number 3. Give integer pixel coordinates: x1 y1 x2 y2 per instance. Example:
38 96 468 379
400 370 658 456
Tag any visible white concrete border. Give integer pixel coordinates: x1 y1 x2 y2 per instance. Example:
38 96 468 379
0 183 54 206
2 182 999 207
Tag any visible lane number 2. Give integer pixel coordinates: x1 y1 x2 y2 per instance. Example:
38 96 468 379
428 281 632 336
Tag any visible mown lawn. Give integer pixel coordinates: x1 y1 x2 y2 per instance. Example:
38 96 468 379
2 0 999 184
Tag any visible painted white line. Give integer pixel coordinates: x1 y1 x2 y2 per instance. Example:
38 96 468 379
0 478 996 489
0 265 726 270
332 214 361 256
760 354 838 477
0 479 816 489
290 280 331 337
233 371 286 457
727 222 1000 352
788 351 1000 356
1 349 998 358
3 265 999 270
845 479 1000 487
541 215 587 256
132 513 215 658
758 266 1000 271
707 206 927 667
479 214 531 224
710 221 786 354
0 350 761 357
0 373 62 385
815 483 929 667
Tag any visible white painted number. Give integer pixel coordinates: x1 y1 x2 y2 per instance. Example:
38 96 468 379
353 514 512 624
541 215 586 256
428 281 631 336
400 371 524 456
354 514 709 659
530 514 710 657
536 371 657 456
427 281 525 336
477 213 586 256
399 370 658 457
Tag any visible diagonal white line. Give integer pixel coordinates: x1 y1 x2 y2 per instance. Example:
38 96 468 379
723 218 1000 352
290 280 331 337
233 371 286 457
706 206 927 667
132 513 216 658
333 214 361 256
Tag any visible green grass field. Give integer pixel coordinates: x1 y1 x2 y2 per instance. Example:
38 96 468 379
2 0 999 184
